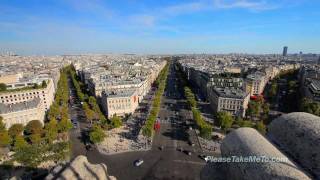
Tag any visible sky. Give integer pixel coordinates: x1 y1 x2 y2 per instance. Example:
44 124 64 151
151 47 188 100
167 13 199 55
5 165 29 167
0 0 319 55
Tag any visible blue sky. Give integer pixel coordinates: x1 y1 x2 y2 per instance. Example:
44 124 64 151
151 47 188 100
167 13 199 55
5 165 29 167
0 0 319 55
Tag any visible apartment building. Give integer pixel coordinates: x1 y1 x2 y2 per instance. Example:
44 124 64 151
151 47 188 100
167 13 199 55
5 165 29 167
245 72 267 96
208 87 250 117
101 90 139 118
0 98 45 128
0 79 55 111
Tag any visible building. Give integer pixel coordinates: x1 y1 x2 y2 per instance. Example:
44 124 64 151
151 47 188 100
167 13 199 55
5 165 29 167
0 73 23 84
101 89 139 118
0 79 55 111
305 79 320 102
299 65 320 102
207 87 250 117
245 72 267 96
0 98 45 128
283 46 288 56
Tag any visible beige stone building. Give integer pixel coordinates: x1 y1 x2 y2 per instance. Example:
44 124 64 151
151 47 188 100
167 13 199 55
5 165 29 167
0 73 23 84
245 72 267 96
208 87 250 117
0 79 55 111
0 98 45 128
101 90 139 118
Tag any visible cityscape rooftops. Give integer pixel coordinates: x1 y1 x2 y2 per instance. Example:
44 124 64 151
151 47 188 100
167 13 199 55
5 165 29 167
212 87 248 99
0 98 41 114
103 89 136 98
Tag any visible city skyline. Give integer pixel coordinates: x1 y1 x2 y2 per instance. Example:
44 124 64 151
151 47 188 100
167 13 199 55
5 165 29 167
1 0 320 55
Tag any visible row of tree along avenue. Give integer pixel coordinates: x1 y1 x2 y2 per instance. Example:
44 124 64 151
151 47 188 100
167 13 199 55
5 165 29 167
142 62 169 137
0 66 73 169
184 87 213 139
175 63 213 139
69 66 123 144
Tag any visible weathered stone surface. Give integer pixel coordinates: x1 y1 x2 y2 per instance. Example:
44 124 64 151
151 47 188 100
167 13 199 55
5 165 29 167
46 155 116 180
268 112 320 178
221 128 311 180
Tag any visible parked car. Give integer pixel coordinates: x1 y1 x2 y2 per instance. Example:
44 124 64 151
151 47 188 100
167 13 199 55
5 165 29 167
85 144 93 151
185 150 192 156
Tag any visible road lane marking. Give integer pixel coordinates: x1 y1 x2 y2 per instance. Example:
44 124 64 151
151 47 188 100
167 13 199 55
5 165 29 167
173 160 206 166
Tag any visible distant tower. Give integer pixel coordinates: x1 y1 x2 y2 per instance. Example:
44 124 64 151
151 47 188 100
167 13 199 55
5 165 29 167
318 56 320 65
283 46 288 56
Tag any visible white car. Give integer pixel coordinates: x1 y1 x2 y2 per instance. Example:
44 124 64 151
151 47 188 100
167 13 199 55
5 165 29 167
134 159 144 167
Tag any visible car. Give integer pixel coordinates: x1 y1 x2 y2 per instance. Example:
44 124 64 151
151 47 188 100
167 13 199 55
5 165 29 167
85 144 93 151
134 159 144 167
185 150 192 156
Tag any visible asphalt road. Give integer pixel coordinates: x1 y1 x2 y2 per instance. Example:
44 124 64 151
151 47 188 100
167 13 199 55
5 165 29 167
69 62 209 180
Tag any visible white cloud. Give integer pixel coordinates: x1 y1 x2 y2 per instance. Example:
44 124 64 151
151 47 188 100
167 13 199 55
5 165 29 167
163 2 209 15
213 0 279 11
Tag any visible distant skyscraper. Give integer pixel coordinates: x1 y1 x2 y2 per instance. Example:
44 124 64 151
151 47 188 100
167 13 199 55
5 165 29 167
283 46 288 56
318 56 320 65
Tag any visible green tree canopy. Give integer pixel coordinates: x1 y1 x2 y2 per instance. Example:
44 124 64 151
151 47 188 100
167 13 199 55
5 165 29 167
110 115 123 128
13 135 28 151
0 83 7 91
25 120 43 135
45 117 58 143
47 102 60 120
0 130 11 147
269 82 278 97
58 117 72 133
216 111 234 130
255 121 266 135
30 133 42 145
8 124 24 138
89 124 106 144
41 80 47 88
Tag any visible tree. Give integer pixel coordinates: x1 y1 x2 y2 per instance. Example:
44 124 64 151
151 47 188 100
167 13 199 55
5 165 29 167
0 130 11 147
269 82 278 98
200 125 212 139
110 115 122 128
30 133 42 144
60 106 70 120
89 124 106 144
0 83 7 91
246 101 260 119
13 144 45 168
41 80 47 88
47 102 59 120
216 111 234 130
255 121 266 134
8 124 24 138
262 103 270 115
58 117 72 133
13 135 28 151
85 108 96 124
88 96 97 109
45 118 58 143
33 83 39 89
25 120 43 135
